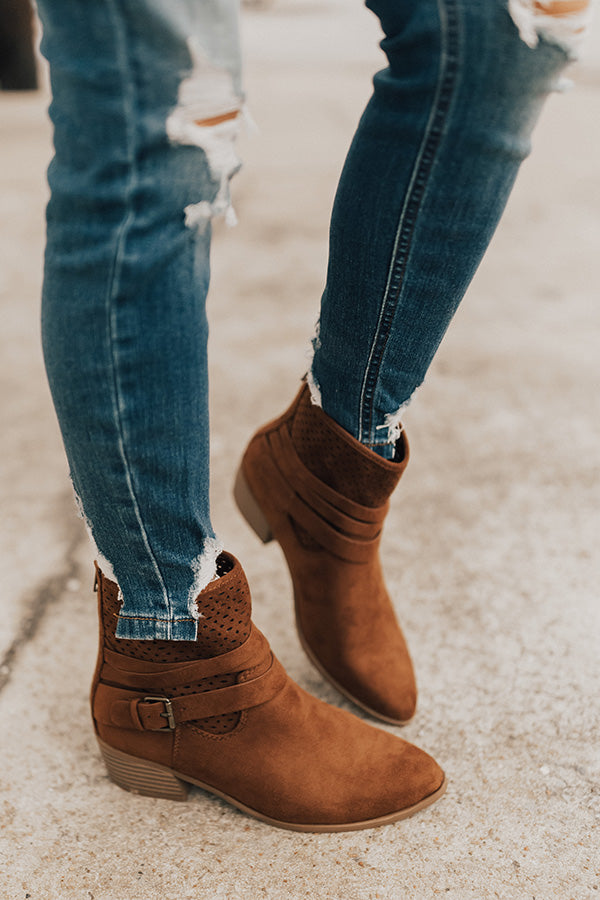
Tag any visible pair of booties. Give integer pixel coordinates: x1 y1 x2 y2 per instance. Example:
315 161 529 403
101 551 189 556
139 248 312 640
92 386 445 832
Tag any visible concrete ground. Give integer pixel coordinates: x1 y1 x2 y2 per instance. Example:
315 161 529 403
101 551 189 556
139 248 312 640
1 2 599 898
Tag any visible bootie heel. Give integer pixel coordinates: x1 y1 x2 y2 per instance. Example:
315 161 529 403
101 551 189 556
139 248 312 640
98 738 189 801
233 467 273 544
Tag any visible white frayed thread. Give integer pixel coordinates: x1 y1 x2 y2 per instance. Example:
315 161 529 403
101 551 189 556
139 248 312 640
73 488 117 581
167 38 243 227
184 200 237 229
376 411 406 446
305 369 322 408
554 75 574 91
304 318 323 407
96 552 117 583
241 104 259 135
311 317 322 354
375 391 418 445
187 536 224 621
508 0 592 54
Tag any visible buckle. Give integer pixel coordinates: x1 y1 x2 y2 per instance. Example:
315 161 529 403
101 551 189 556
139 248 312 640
143 696 176 731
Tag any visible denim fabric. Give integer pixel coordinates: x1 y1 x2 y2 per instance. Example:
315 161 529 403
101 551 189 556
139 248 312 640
38 0 572 638
38 0 242 639
311 0 570 457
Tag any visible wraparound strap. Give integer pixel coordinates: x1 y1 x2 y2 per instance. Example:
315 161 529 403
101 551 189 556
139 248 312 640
269 427 389 525
94 654 287 732
100 625 270 692
251 432 385 563
284 492 381 563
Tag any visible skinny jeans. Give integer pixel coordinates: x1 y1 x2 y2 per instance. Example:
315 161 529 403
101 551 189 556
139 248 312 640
37 0 578 638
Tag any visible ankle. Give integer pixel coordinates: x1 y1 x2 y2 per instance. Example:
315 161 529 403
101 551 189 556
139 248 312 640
289 385 407 506
100 553 252 662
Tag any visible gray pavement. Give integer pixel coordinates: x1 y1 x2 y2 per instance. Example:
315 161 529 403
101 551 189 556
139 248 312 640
1 2 599 898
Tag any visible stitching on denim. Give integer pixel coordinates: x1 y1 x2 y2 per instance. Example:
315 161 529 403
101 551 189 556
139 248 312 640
116 614 196 622
358 0 461 443
104 0 173 633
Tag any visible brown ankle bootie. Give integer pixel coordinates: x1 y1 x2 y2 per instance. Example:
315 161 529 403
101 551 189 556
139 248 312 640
91 552 445 831
235 385 416 725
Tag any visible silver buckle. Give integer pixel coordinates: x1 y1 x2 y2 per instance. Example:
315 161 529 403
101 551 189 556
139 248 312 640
143 696 176 731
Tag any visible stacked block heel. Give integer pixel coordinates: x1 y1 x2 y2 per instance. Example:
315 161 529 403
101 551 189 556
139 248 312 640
233 467 273 544
98 738 189 801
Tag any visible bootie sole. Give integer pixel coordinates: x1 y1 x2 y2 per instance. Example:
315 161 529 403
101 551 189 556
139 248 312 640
98 737 446 832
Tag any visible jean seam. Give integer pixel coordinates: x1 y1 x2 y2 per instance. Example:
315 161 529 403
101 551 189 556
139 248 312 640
117 613 196 623
104 0 173 632
358 0 461 444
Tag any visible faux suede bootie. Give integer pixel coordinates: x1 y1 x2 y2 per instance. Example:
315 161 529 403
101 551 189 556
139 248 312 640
91 552 445 831
235 385 416 725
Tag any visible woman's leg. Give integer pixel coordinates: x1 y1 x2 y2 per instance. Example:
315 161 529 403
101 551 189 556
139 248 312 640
311 0 589 457
38 0 243 638
236 0 590 722
37 0 450 831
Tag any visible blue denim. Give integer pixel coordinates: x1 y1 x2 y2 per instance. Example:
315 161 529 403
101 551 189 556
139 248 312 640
39 0 242 639
37 0 573 638
312 0 572 457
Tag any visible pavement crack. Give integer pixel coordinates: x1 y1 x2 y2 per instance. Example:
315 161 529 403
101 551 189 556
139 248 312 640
0 491 86 694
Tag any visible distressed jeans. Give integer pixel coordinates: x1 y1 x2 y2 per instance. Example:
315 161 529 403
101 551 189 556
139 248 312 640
37 0 586 639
